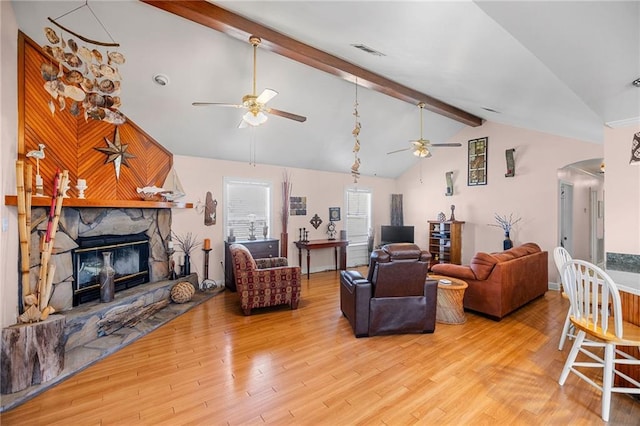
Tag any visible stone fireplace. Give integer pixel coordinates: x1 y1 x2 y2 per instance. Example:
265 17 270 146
29 206 171 312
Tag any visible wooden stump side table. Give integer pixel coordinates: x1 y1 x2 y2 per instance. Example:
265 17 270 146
429 274 468 324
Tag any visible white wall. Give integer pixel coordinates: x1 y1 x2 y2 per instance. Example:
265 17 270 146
396 121 603 283
1 1 20 328
170 155 396 283
604 124 640 255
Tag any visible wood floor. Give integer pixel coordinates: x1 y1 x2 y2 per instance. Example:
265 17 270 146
2 269 639 425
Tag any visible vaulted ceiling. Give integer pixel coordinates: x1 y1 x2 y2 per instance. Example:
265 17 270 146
11 1 640 178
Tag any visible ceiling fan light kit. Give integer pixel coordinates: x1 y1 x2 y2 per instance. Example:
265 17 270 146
243 110 268 126
387 102 461 158
192 35 306 127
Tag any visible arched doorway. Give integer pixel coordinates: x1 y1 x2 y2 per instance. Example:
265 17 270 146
557 158 605 265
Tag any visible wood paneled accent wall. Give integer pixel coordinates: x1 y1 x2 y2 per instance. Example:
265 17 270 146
18 31 172 200
616 291 639 388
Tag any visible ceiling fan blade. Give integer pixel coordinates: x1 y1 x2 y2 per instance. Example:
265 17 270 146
192 102 243 108
256 88 278 104
387 148 411 155
431 143 462 147
267 108 307 122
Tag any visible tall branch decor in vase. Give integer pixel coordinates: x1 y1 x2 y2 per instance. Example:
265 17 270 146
172 232 201 276
281 170 292 258
489 213 521 251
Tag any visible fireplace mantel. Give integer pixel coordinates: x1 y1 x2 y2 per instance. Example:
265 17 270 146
4 195 193 209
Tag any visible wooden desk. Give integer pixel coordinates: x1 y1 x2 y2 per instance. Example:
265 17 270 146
294 239 349 279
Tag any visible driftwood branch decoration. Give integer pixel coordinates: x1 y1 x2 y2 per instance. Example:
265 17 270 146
16 165 69 324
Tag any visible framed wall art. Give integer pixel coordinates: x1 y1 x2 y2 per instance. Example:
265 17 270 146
329 207 341 221
468 137 488 186
290 196 307 216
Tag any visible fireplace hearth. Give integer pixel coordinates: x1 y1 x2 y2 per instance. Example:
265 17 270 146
73 233 150 305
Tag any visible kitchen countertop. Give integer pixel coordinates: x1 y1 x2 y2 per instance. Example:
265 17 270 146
606 269 640 296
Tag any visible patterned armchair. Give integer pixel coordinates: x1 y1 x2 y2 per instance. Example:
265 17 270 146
229 244 301 315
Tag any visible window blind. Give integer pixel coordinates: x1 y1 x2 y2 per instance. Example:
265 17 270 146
224 177 272 240
345 188 372 267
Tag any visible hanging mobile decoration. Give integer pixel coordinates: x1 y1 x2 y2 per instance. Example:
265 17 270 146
40 1 126 124
351 77 362 183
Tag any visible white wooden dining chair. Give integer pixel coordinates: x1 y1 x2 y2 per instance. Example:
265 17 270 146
558 259 640 422
553 246 574 350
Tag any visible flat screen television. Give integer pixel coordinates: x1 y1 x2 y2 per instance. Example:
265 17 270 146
380 225 414 246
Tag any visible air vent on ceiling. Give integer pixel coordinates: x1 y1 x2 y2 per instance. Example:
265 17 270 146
351 44 386 57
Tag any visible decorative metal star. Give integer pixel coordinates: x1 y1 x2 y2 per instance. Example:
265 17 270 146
95 127 135 180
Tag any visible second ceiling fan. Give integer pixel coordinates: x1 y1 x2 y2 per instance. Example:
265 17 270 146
193 35 307 128
387 102 461 158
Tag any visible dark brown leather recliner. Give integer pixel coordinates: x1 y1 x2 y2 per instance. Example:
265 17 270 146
340 243 437 337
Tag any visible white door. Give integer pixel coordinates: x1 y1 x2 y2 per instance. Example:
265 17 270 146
559 182 574 254
345 188 372 267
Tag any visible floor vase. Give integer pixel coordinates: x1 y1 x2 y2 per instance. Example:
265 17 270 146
100 252 115 303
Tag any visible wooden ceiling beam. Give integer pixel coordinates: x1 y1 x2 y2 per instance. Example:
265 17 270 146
141 0 483 127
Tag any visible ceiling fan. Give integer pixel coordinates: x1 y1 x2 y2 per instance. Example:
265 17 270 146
387 102 461 158
192 35 306 128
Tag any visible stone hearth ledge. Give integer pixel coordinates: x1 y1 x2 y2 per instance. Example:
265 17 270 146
0 274 221 413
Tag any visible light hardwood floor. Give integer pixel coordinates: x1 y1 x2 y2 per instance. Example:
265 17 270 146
2 269 639 425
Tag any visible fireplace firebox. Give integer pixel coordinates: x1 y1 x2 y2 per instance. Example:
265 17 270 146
73 233 150 305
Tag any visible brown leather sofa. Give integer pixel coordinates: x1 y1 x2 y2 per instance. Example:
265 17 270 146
340 243 437 337
431 242 548 320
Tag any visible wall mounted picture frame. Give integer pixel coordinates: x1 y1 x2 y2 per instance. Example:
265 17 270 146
468 137 488 186
290 196 307 216
329 207 341 221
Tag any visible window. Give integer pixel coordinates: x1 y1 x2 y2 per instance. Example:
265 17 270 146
224 177 272 241
345 187 372 267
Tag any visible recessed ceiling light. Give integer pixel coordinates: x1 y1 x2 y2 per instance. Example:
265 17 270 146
633 78 640 87
152 74 169 86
